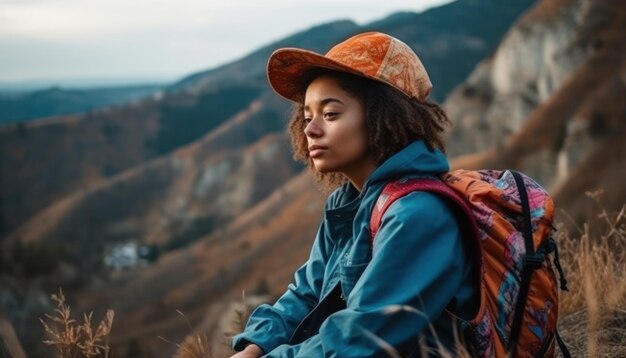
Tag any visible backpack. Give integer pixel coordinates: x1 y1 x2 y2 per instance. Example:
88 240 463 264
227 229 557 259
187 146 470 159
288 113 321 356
369 169 570 358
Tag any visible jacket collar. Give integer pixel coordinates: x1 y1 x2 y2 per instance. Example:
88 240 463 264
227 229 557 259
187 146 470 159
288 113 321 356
324 140 449 219
363 140 449 190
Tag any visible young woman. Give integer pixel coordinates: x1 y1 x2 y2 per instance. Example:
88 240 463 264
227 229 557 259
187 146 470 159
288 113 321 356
230 32 478 357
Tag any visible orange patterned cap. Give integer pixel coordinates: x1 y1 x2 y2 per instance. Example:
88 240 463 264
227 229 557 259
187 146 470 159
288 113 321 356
267 32 432 103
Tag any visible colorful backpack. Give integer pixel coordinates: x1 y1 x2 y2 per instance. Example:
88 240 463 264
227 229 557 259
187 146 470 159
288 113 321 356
369 169 570 358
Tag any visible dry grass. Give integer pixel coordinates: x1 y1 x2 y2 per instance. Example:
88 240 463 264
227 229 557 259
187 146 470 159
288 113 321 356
158 310 212 358
168 292 250 358
172 334 213 358
39 288 114 358
170 292 251 358
222 291 250 345
375 305 473 358
38 201 626 357
558 197 626 357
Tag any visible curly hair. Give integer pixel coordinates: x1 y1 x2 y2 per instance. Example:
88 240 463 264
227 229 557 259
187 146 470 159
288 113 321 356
288 69 451 190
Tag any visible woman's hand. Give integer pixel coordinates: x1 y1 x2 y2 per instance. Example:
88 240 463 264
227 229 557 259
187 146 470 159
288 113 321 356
230 343 264 358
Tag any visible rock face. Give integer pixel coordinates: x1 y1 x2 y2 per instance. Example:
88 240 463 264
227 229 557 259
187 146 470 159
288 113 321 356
446 0 585 157
444 0 626 231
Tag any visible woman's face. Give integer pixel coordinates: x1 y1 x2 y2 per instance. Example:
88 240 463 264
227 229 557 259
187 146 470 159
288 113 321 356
303 75 376 184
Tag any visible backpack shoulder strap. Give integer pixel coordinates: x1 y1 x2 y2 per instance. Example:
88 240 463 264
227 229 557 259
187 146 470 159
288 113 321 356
369 177 478 243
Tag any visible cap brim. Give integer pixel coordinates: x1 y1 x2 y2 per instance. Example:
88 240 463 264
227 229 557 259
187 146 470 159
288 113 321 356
266 48 375 103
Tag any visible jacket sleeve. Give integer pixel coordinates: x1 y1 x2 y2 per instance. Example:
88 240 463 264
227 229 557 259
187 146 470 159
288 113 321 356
231 220 332 354
263 191 468 357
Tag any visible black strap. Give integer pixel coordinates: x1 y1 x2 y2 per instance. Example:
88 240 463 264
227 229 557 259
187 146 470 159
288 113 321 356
555 330 572 358
508 171 539 357
510 172 572 357
551 240 569 291
513 171 535 258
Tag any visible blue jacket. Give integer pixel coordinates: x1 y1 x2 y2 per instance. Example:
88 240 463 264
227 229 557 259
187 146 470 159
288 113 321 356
232 140 478 357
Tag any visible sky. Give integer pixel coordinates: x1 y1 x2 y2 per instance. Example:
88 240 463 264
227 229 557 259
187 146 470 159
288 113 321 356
0 0 451 86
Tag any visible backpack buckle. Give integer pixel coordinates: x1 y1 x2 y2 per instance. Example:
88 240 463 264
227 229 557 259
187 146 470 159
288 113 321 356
523 254 544 269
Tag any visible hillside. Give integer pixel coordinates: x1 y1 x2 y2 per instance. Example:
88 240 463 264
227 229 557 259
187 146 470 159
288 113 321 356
0 84 165 125
86 172 324 357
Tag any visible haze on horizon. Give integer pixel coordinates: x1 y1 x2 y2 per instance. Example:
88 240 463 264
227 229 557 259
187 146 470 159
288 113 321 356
0 0 451 87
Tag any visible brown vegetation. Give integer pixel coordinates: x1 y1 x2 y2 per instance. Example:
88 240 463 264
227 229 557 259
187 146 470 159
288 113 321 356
558 197 626 357
40 289 114 357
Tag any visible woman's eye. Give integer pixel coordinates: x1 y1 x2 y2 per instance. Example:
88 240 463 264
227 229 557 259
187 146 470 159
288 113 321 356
324 112 338 119
303 117 312 123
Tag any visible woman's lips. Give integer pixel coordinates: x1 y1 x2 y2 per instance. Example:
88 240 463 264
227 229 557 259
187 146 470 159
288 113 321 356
308 145 328 158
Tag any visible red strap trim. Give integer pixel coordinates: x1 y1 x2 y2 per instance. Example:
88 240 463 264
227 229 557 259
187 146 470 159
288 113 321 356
369 177 478 243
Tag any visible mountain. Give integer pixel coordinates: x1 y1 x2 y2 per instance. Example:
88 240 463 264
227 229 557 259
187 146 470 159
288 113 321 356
171 0 537 102
0 84 166 125
0 0 534 237
0 1 540 356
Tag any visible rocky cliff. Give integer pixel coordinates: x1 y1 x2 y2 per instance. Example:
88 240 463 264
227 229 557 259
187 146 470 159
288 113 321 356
445 0 626 231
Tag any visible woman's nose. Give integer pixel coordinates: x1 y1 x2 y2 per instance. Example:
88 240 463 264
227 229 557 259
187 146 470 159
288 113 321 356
304 118 323 138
